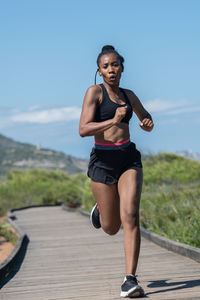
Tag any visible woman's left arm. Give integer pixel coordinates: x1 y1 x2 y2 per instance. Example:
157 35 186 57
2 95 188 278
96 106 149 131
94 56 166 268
126 90 154 132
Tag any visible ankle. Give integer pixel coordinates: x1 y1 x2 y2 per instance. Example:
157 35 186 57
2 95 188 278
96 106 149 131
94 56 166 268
126 274 136 278
97 204 100 213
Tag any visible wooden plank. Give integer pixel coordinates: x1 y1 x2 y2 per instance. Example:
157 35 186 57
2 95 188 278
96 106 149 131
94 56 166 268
0 206 200 300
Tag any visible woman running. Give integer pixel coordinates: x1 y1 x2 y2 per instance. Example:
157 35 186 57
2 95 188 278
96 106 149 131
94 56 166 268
79 45 154 298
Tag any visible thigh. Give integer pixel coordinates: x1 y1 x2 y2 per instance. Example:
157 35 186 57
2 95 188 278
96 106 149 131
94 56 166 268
90 180 120 226
118 168 143 217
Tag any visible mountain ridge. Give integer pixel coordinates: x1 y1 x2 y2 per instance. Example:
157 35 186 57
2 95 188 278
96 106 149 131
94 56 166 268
0 133 88 176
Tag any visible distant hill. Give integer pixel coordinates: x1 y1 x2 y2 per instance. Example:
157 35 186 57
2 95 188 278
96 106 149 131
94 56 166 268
0 134 88 176
175 150 200 162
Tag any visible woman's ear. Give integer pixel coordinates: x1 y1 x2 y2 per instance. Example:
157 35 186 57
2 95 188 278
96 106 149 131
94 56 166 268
98 68 102 76
121 65 124 72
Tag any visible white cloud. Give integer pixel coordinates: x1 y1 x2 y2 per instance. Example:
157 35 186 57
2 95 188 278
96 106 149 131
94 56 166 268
28 105 41 111
10 106 81 124
165 105 200 115
144 99 185 113
158 118 178 125
144 99 200 116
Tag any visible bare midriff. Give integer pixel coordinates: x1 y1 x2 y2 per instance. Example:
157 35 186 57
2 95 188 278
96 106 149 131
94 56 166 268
94 123 130 144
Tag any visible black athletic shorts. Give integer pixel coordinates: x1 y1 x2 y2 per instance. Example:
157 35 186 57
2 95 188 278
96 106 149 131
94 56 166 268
87 142 142 185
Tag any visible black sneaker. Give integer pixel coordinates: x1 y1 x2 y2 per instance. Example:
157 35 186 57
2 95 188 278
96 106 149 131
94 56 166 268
120 275 144 298
90 204 101 229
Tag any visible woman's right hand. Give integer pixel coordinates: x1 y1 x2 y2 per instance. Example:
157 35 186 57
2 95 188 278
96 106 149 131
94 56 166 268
113 106 128 124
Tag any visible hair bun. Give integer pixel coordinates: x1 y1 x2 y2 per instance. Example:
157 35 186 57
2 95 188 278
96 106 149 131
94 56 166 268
102 45 115 52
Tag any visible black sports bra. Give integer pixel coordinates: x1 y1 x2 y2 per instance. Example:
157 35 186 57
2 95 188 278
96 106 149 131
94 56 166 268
94 84 133 124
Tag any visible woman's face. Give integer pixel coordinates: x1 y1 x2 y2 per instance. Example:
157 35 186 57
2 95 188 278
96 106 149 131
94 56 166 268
98 53 123 86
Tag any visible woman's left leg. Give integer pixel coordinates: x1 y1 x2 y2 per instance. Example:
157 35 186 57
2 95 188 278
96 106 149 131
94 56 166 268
118 167 143 275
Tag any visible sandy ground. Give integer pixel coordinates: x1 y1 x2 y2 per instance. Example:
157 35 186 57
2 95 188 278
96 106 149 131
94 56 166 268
0 216 15 263
0 236 14 263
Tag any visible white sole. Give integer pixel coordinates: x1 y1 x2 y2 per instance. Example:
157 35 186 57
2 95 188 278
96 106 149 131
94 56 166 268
120 286 144 298
90 204 96 227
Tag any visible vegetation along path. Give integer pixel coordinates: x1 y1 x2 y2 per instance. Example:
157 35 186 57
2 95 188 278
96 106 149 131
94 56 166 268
0 206 200 299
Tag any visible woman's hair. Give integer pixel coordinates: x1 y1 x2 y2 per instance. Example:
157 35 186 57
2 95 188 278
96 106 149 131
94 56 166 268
94 45 124 84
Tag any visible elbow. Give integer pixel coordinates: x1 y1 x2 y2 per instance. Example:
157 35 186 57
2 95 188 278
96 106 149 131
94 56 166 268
79 123 93 137
79 125 87 137
79 130 85 138
79 133 86 138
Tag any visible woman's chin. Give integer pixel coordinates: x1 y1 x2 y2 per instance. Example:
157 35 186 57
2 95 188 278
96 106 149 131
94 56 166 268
105 79 120 86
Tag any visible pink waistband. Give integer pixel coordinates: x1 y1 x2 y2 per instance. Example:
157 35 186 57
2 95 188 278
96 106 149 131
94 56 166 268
95 138 130 146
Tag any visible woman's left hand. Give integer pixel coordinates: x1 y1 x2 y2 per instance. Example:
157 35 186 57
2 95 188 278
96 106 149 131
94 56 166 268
139 118 154 132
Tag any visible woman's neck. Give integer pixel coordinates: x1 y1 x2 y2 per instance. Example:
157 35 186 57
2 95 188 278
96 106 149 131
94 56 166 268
103 81 120 94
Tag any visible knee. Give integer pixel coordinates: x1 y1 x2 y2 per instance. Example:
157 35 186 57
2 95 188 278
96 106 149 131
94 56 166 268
101 222 121 236
121 210 140 228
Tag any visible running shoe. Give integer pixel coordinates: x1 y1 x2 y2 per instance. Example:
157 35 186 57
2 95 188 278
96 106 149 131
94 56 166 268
120 275 144 298
90 203 101 229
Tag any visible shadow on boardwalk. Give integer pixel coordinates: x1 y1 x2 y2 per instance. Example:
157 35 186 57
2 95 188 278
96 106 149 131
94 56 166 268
146 279 200 297
0 236 29 289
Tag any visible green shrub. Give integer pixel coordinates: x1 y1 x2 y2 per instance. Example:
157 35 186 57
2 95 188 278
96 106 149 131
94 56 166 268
72 173 88 188
82 179 96 211
0 168 81 215
140 181 200 247
62 181 83 207
0 219 18 245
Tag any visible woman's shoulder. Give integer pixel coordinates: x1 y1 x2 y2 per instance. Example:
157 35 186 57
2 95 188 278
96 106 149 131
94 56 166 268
121 87 135 95
84 85 103 104
86 84 102 93
121 87 138 104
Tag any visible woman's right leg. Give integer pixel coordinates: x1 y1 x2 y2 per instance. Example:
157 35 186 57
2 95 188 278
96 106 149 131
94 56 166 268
91 181 121 235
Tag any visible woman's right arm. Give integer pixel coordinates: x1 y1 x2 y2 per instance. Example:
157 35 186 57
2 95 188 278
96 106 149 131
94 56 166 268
79 86 127 137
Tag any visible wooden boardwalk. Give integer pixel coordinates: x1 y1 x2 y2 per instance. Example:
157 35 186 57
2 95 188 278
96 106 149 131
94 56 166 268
0 206 200 299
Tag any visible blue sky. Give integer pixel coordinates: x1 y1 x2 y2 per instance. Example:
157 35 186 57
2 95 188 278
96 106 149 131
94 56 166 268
0 0 200 158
